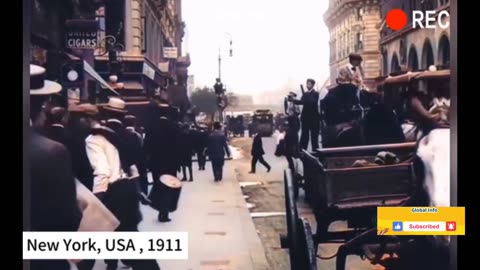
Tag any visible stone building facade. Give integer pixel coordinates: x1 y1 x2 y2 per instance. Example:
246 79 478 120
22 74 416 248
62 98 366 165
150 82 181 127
94 0 189 103
324 0 383 89
380 0 450 75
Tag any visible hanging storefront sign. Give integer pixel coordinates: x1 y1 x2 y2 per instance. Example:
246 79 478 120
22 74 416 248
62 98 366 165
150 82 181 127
163 47 178 59
65 20 99 49
142 63 155 80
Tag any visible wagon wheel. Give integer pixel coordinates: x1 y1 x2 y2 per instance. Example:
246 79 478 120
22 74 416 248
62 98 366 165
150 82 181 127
296 217 318 270
293 173 300 200
284 170 318 270
284 169 299 269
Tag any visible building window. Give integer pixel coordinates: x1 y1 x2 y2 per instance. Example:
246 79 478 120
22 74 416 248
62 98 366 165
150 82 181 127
356 8 363 20
399 39 407 65
105 0 126 51
382 49 388 76
421 0 434 11
347 30 350 53
438 35 450 66
355 33 363 52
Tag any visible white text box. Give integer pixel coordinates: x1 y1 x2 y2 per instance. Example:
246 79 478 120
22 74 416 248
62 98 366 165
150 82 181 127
23 232 188 260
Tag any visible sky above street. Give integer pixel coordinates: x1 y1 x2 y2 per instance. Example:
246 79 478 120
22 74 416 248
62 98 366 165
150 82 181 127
182 0 330 95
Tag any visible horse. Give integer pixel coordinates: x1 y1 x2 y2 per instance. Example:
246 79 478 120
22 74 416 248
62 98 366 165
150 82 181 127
321 81 412 148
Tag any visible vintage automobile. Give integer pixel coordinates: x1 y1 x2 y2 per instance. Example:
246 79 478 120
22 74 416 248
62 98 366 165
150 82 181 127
251 109 274 137
228 115 245 137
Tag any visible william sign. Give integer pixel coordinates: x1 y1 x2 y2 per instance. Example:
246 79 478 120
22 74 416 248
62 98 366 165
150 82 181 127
65 20 99 49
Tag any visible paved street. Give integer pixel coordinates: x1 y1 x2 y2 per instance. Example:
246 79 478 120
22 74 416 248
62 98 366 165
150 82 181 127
88 146 269 270
71 134 383 270
230 134 379 270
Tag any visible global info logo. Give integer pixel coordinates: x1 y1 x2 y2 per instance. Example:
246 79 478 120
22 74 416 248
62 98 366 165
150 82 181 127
385 9 450 31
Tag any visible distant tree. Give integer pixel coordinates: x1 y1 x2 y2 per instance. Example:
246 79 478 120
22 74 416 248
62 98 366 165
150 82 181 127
190 87 217 114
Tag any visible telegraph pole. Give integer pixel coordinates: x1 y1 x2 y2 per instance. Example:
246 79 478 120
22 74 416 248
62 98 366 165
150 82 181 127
218 48 222 80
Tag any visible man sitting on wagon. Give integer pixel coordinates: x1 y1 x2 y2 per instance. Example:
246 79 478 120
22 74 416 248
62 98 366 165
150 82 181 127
407 67 450 139
347 53 368 91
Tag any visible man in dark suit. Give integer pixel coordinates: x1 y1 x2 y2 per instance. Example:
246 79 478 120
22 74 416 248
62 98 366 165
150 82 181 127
29 64 83 270
124 115 149 198
292 79 320 150
193 125 208 170
42 106 75 152
249 133 271 173
29 131 84 270
144 104 180 222
179 124 194 182
206 122 231 181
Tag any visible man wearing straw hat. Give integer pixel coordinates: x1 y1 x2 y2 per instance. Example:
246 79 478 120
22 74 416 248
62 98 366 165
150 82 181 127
28 64 83 270
68 103 100 191
85 97 161 270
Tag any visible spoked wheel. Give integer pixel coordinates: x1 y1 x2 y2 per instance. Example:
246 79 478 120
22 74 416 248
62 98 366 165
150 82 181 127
296 217 318 270
283 169 317 270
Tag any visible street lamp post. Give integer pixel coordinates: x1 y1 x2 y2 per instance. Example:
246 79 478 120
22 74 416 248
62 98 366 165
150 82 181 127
218 33 233 82
216 33 233 123
218 47 222 80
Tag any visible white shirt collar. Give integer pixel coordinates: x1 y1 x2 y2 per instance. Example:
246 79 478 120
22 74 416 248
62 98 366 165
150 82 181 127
107 119 122 125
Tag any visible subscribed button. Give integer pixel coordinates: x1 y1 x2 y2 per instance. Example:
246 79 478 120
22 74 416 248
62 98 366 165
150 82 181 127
403 222 446 232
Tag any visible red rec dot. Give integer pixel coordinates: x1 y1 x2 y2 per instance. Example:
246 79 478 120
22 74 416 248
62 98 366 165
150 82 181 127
386 9 408 31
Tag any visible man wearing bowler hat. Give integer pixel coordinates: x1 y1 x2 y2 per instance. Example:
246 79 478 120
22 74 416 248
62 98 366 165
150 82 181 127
28 64 83 270
144 102 181 222
291 78 321 150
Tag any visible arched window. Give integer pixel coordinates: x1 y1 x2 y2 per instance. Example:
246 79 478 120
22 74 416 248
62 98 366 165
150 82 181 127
408 45 419 71
391 53 400 73
399 39 407 65
382 49 388 76
421 39 434 69
438 35 450 66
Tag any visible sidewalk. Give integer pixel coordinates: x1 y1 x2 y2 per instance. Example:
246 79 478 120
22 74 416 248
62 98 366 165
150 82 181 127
140 160 270 270
91 161 270 270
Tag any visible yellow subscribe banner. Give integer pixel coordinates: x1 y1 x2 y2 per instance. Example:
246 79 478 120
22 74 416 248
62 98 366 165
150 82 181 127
377 207 465 236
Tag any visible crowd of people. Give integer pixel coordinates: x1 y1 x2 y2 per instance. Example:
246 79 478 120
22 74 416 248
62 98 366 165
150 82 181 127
28 64 231 270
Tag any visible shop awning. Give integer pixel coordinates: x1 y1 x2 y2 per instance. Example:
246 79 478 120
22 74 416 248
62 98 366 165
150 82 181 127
83 60 120 96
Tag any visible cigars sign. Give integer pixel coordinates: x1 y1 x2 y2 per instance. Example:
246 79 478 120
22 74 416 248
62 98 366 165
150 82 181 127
65 20 99 49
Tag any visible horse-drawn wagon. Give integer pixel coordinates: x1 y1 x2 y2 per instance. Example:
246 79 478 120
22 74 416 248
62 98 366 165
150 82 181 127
281 68 451 270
